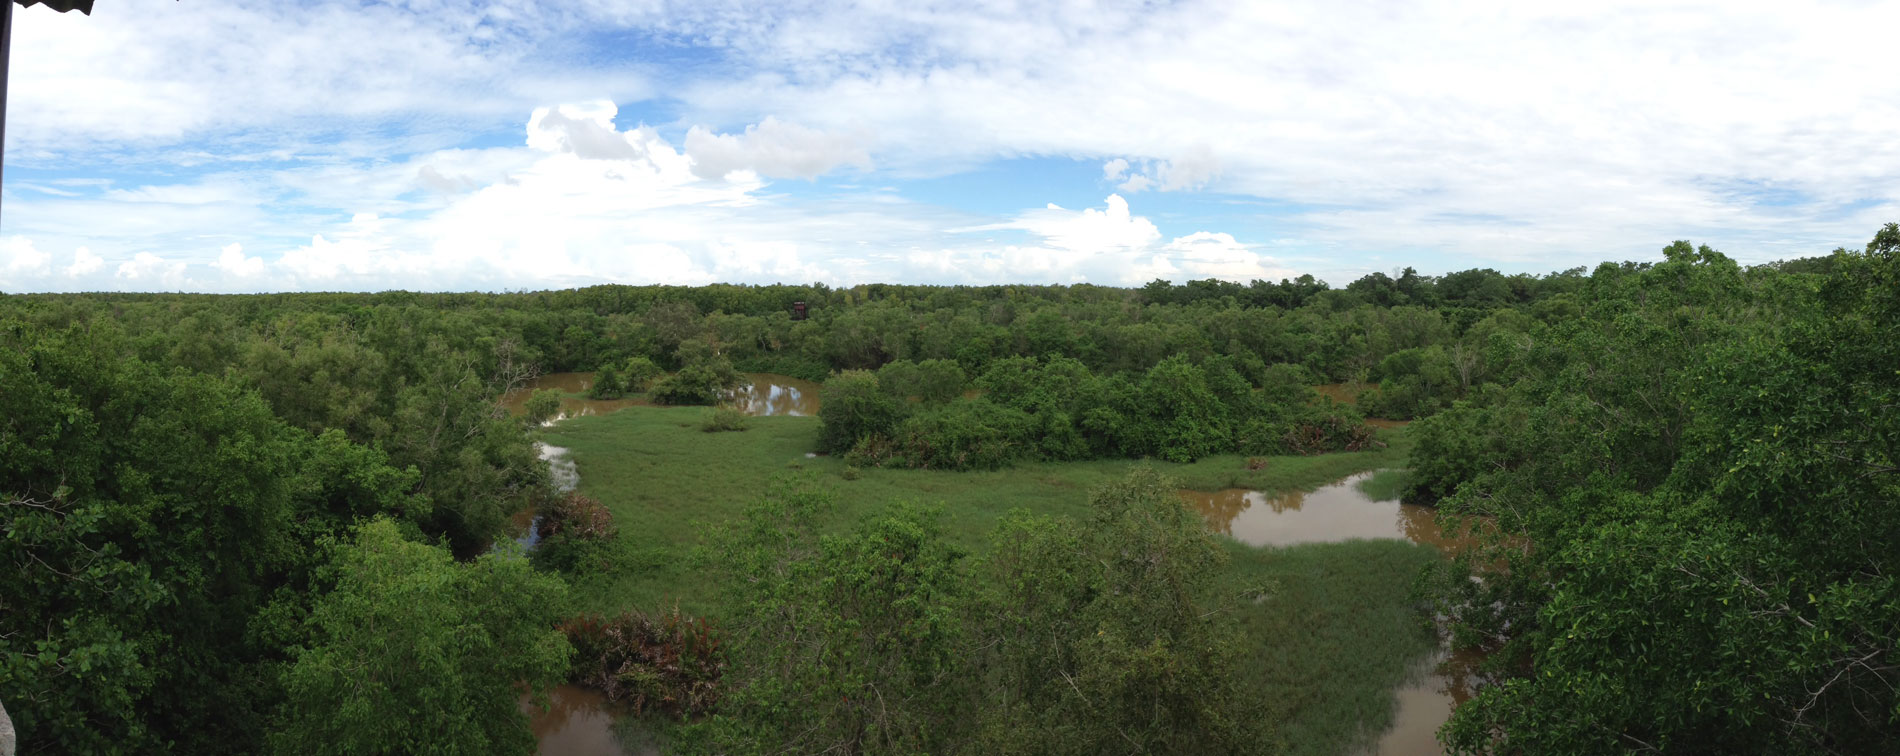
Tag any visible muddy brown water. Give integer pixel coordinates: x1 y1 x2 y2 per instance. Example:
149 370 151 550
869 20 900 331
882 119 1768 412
523 685 663 756
1367 647 1485 755
500 373 649 424
723 373 824 416
1180 471 1475 552
1181 471 1484 755
500 372 822 421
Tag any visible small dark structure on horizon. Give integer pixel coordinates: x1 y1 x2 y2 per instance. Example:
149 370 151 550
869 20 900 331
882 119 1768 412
791 301 808 321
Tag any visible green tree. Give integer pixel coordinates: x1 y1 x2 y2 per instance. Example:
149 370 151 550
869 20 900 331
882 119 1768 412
0 323 307 754
1118 356 1230 462
588 363 625 399
274 519 572 755
1422 232 1900 754
974 467 1260 754
693 479 970 755
621 356 663 392
816 370 909 453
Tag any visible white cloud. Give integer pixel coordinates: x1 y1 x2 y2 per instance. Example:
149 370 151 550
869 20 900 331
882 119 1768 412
114 252 190 289
213 243 265 277
2 236 52 277
10 1 1900 290
684 117 870 180
1165 232 1295 280
1111 146 1222 193
67 247 103 277
6 0 651 156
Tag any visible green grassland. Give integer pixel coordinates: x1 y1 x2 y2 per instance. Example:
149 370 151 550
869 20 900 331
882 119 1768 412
540 406 1439 755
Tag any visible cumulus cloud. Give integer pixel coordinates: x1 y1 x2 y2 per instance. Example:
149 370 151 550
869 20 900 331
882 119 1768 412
67 247 103 277
213 243 265 277
684 117 870 180
13 0 1900 292
934 195 1281 286
114 252 190 289
2 236 52 278
1164 232 1295 280
529 102 648 161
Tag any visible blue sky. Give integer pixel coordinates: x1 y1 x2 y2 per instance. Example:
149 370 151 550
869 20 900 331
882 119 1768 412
2 0 1896 293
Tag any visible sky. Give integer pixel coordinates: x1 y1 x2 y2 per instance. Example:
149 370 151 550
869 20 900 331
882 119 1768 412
2 0 1896 293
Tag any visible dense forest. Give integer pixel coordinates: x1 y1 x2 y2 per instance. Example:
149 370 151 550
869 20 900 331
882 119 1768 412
2 227 1894 754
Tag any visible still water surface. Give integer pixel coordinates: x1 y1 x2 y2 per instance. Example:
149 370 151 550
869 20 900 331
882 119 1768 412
524 685 662 756
1181 471 1481 755
723 373 824 416
1180 471 1470 552
500 372 822 420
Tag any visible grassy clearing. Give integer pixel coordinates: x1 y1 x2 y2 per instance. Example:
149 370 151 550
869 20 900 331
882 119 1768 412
538 407 1435 754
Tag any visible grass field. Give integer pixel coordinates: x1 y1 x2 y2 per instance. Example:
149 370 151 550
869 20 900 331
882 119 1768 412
538 406 1440 755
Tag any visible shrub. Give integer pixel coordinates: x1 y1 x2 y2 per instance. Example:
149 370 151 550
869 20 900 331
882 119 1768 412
889 399 1029 471
560 608 725 717
524 388 562 425
652 363 744 405
699 406 749 433
621 356 663 393
816 370 908 454
539 491 615 542
587 364 625 399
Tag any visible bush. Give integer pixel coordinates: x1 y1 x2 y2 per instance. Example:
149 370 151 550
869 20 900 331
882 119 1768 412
1235 404 1379 456
889 399 1029 470
652 363 744 405
622 356 663 393
561 608 725 717
539 491 615 542
524 388 562 425
587 364 626 399
531 492 619 573
816 370 908 453
699 406 749 433
877 358 967 403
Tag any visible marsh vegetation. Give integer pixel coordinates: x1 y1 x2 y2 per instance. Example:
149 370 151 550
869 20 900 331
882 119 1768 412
3 226 1895 754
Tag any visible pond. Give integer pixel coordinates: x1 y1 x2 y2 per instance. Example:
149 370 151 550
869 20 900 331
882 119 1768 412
499 372 823 421
524 685 662 756
1179 471 1473 552
723 373 823 416
1180 471 1486 755
499 373 648 424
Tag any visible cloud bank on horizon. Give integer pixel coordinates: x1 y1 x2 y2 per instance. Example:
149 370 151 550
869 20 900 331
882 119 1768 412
2 0 1895 293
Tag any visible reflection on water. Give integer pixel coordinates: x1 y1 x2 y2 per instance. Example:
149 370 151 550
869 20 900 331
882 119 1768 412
501 372 825 420
1182 471 1494 755
510 443 577 550
725 374 824 417
1367 647 1487 756
1180 472 1477 551
525 685 646 756
499 373 647 424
